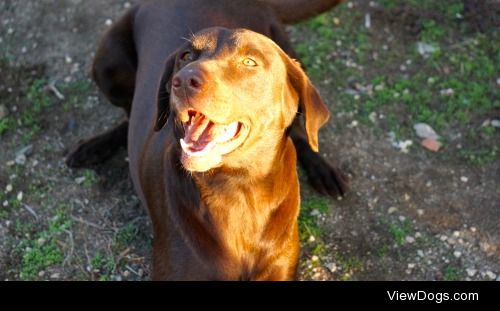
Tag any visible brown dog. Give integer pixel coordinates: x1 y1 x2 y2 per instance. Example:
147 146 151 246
67 0 347 280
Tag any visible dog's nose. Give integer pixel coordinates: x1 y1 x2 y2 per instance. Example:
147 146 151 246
172 69 205 95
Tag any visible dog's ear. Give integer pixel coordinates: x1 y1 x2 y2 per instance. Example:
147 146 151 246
282 53 330 152
154 51 179 131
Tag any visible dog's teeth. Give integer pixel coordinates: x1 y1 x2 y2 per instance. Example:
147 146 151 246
216 122 239 143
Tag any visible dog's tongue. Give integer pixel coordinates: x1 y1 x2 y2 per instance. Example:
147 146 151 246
181 113 239 154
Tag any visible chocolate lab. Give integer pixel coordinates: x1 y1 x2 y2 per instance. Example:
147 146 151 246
67 0 348 280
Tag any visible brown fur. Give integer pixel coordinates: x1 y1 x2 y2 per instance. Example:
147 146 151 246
66 0 348 280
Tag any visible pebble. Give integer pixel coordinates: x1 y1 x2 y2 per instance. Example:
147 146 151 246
453 251 462 258
105 19 113 26
75 177 86 185
414 123 440 140
406 236 415 244
311 255 319 262
17 192 23 201
308 235 316 243
388 206 397 214
460 176 468 183
421 138 441 152
15 154 27 165
417 42 438 56
50 273 60 279
417 209 424 216
408 263 416 269
453 231 460 237
5 184 13 193
485 271 496 280
327 263 337 273
38 271 46 277
491 119 500 128
417 250 424 257
466 268 477 277
123 270 130 278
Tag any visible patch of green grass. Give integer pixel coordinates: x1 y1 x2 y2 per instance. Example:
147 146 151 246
16 78 52 142
389 220 414 246
420 20 446 43
81 169 99 188
91 251 115 281
113 222 139 249
17 207 72 280
0 117 13 135
60 80 93 112
377 244 390 258
299 195 330 242
443 265 463 281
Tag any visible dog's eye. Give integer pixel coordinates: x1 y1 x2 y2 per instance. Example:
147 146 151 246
180 51 192 61
242 58 257 67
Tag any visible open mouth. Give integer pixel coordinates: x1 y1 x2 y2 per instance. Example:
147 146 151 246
178 109 249 171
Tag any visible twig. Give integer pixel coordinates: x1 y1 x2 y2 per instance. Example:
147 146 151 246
70 215 105 230
22 203 39 220
62 229 74 268
47 82 65 100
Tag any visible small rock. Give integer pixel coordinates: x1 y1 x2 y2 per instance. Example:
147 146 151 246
453 231 460 237
417 250 424 257
421 138 441 152
123 270 130 278
16 144 33 158
491 119 500 128
470 227 477 233
50 273 60 279
38 271 46 278
440 88 455 96
415 232 422 238
16 191 23 201
327 263 337 273
453 251 462 258
138 269 144 277
0 104 8 119
399 216 406 222
105 19 113 26
15 154 26 165
408 263 416 269
2 201 8 207
75 177 86 185
485 271 496 280
417 209 424 216
417 42 438 56
388 207 397 214
406 236 415 244
414 123 440 140
466 268 477 277
310 209 321 217
308 235 316 243
311 255 319 262
460 176 468 183
5 184 13 193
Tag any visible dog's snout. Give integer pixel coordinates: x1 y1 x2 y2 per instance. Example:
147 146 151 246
172 68 205 95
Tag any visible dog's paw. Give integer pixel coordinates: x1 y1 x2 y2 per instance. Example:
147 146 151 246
300 153 350 198
66 139 112 168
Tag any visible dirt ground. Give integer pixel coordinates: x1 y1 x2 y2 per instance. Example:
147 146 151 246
0 0 498 281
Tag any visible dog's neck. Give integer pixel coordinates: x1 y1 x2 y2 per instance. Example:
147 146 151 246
169 136 300 279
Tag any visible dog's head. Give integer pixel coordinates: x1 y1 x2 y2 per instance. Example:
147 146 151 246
155 27 329 172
